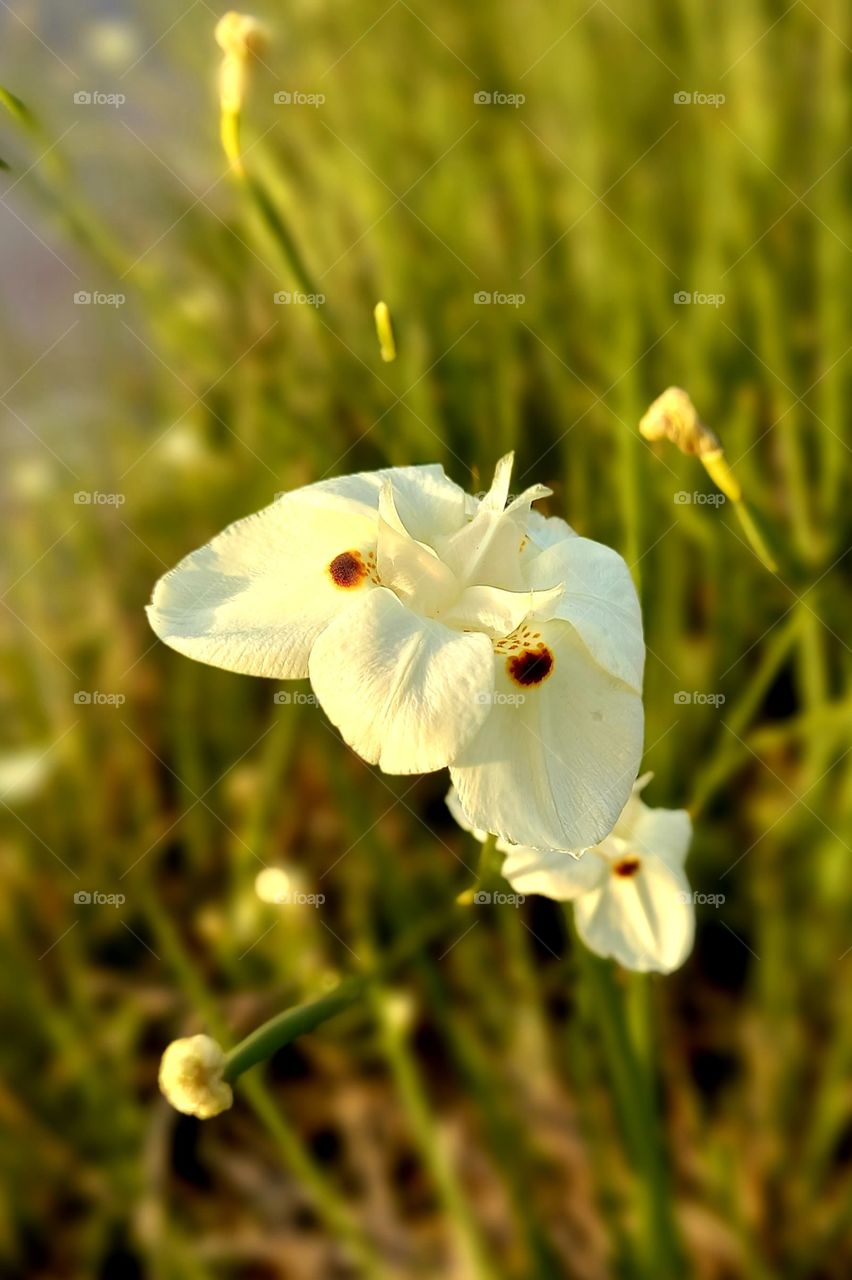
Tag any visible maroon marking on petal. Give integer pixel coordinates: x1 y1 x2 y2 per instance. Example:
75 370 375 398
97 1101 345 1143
613 856 641 878
507 645 554 688
328 550 367 589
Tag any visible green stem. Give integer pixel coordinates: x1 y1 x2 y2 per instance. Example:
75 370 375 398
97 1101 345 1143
224 977 366 1080
575 936 682 1277
224 897 465 1082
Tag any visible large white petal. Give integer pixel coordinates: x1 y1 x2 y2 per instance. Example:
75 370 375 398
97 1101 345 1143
450 620 644 850
146 466 451 680
526 536 644 693
501 846 606 900
309 587 495 774
148 497 376 679
573 854 694 973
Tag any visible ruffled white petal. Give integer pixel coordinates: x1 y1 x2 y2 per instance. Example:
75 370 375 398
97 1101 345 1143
450 619 643 850
526 536 644 693
309 587 495 774
525 509 577 551
573 853 694 973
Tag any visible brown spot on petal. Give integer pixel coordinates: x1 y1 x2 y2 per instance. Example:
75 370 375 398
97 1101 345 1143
328 550 367 589
613 856 641 878
507 645 554 688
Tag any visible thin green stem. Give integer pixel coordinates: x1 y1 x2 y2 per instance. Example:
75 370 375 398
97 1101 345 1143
224 897 465 1081
574 934 682 1277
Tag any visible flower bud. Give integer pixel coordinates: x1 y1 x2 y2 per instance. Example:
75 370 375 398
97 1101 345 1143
213 13 266 175
158 1034 233 1119
214 12 266 59
639 386 720 457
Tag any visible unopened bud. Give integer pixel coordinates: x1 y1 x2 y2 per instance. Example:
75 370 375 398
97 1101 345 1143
159 1034 233 1119
639 386 720 457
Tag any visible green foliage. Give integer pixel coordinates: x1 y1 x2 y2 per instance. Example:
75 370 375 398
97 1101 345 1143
2 2 851 1277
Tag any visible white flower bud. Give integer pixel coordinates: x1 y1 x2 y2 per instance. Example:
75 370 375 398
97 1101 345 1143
158 1034 233 1119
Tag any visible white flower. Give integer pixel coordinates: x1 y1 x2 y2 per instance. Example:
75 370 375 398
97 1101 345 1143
147 454 644 850
447 774 694 974
158 1034 233 1119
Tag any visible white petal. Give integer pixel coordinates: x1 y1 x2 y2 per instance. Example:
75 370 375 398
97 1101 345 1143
309 587 495 774
526 536 644 693
435 475 552 593
147 493 377 679
501 846 606 900
387 468 468 542
376 483 459 615
146 466 453 680
440 582 564 638
480 452 515 511
450 619 644 850
629 803 692 870
573 854 695 973
525 509 577 551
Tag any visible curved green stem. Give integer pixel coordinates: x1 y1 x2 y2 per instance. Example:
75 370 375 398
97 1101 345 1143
223 898 465 1082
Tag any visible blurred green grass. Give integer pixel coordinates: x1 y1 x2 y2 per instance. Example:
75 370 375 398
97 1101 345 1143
1 1 851 1277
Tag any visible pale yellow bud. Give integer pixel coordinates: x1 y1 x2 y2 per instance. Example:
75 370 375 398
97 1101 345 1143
158 1034 233 1119
214 13 266 59
214 13 266 175
639 386 720 457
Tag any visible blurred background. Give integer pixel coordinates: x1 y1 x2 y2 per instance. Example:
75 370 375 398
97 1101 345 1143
2 1 851 1276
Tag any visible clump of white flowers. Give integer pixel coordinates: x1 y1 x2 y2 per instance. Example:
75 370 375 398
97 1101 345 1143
158 1034 233 1119
147 453 644 852
448 775 694 973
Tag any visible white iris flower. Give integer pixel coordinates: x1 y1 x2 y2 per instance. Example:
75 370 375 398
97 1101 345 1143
447 775 695 974
147 454 644 850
